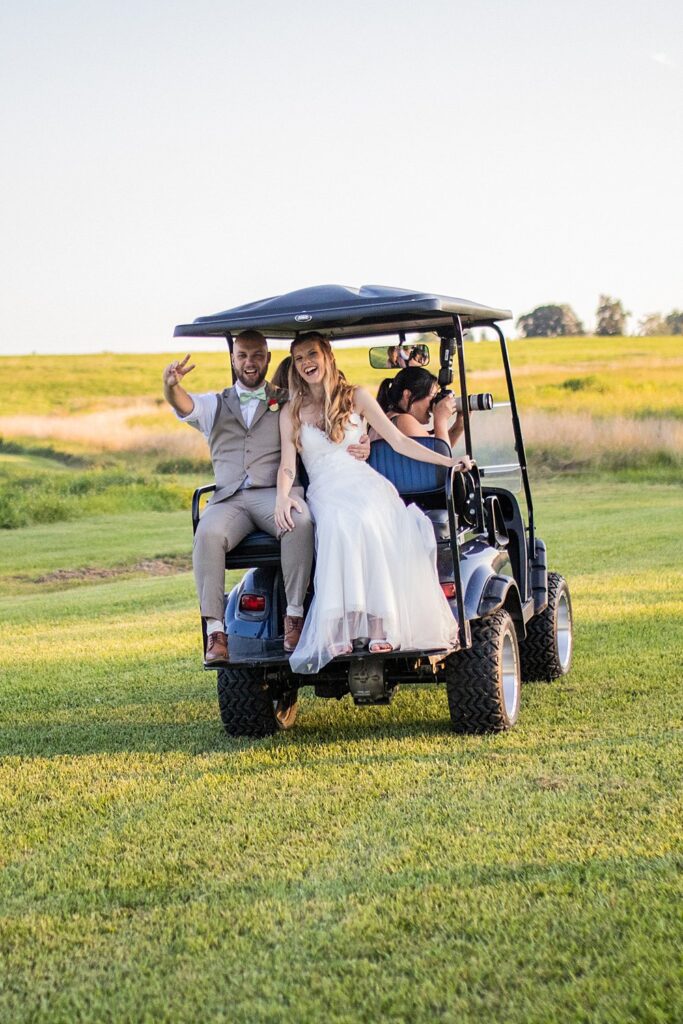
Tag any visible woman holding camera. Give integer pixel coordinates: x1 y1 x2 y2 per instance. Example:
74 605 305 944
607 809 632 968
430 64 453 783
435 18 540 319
373 367 465 448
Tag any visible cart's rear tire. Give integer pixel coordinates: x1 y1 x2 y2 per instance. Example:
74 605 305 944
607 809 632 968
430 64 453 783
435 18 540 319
520 572 573 682
217 667 298 737
444 610 521 733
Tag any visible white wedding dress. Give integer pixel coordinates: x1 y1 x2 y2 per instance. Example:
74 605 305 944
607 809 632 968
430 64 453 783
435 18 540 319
289 414 459 674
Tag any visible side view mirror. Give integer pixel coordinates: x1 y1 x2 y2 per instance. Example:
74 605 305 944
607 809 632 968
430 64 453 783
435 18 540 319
369 343 430 370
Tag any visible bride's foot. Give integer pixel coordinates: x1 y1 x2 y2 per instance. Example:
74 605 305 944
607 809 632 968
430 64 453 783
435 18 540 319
368 639 394 654
330 642 353 657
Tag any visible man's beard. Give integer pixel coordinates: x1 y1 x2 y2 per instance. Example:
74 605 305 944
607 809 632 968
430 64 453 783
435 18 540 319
234 367 268 389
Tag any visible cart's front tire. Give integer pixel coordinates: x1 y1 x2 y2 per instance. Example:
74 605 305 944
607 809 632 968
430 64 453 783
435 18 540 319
217 667 298 737
444 610 521 733
520 572 573 682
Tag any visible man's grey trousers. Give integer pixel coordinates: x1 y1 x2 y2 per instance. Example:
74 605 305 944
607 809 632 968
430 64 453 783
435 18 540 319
192 485 313 621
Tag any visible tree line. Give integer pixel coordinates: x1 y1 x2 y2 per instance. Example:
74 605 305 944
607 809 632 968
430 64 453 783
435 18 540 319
516 296 683 337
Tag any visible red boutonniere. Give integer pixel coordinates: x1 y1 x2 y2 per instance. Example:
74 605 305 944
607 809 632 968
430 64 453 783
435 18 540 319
267 397 280 413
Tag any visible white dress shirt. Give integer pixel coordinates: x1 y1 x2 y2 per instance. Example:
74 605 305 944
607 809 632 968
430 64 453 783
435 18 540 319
175 384 265 437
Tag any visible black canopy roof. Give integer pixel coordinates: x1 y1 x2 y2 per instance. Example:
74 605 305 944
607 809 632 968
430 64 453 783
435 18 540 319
173 284 512 341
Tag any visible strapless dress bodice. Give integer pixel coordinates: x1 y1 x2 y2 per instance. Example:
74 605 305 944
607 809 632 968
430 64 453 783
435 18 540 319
299 414 364 476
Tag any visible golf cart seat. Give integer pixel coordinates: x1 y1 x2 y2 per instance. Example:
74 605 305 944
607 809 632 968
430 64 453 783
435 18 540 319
192 439 450 573
191 484 282 568
368 436 450 508
192 461 313 570
224 530 281 569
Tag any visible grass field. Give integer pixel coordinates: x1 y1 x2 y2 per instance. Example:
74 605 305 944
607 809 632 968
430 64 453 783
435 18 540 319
1 479 682 1022
3 335 683 417
1 342 682 1021
2 337 682 530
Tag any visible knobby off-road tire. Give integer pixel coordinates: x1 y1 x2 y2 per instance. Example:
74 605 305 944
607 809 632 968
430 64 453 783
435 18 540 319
217 667 298 738
444 610 521 734
520 572 573 682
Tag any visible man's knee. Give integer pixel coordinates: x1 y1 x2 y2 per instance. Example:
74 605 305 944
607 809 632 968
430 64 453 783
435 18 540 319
195 516 229 554
281 506 313 562
291 501 313 531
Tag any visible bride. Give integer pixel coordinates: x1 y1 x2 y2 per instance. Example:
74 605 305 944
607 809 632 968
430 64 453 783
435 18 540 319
274 332 471 674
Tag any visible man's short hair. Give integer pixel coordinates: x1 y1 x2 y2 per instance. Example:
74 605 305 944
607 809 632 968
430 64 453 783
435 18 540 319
235 330 267 347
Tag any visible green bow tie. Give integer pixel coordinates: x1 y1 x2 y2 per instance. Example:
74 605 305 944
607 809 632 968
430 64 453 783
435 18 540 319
239 387 267 404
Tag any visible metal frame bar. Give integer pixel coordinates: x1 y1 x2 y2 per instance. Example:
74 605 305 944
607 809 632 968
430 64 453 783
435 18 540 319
479 463 522 476
192 484 217 535
452 316 473 457
492 323 535 557
225 331 235 385
445 467 470 649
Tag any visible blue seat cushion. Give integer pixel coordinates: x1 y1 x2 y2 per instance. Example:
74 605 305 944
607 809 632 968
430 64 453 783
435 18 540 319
368 437 449 496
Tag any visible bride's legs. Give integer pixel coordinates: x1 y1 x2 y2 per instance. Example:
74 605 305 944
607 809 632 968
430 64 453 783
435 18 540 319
367 615 394 654
327 615 353 658
330 642 353 656
326 615 397 658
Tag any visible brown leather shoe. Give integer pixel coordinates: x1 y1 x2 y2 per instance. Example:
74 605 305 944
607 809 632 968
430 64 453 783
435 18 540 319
205 630 229 665
283 615 304 652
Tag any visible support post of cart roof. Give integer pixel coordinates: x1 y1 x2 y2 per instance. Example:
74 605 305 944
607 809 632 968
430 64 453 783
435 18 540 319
452 316 473 459
492 322 535 558
225 331 236 385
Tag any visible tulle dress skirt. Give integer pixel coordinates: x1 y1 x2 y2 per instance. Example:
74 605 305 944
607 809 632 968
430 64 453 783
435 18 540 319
289 420 458 675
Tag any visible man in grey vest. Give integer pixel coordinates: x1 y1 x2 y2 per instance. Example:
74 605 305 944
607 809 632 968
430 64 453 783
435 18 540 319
163 330 368 665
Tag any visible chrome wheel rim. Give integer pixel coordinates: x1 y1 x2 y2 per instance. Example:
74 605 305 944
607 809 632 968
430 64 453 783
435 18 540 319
501 629 520 721
556 592 572 671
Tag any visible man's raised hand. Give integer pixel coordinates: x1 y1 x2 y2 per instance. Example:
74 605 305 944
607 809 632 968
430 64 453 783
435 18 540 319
163 354 196 389
162 354 197 417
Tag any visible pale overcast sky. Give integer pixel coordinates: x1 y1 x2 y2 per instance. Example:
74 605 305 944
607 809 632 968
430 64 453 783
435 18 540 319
0 0 681 353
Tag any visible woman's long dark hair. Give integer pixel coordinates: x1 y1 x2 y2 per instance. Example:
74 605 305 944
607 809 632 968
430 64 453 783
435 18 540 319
377 367 438 414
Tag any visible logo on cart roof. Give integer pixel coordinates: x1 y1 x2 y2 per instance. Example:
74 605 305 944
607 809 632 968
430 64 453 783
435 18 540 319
295 313 312 322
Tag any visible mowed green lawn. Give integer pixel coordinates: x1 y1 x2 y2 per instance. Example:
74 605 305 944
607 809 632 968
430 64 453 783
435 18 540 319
1 479 682 1023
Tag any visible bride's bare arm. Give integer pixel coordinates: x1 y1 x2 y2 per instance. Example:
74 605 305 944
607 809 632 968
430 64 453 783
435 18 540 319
353 387 472 471
275 404 303 532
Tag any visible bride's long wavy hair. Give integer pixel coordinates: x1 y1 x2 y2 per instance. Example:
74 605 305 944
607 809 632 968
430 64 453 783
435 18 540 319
288 332 356 450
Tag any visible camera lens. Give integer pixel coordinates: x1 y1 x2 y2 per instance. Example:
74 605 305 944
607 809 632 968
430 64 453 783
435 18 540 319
469 392 494 411
454 392 495 412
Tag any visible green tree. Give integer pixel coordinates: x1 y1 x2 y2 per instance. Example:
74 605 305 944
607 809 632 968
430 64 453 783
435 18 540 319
516 304 584 338
665 310 683 335
595 295 630 336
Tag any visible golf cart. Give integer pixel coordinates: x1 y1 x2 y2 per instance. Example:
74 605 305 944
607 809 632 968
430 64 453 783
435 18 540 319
173 284 573 737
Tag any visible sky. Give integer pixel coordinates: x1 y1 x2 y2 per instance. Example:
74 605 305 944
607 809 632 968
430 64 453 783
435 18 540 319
0 0 681 354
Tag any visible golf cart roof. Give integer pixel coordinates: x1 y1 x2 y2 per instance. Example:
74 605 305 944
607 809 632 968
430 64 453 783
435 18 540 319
173 284 512 341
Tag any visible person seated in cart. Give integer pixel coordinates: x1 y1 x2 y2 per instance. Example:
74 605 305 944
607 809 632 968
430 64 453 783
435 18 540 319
372 366 465 448
162 331 371 665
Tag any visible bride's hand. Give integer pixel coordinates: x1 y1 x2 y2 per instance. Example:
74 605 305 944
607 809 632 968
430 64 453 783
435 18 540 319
275 495 303 533
451 455 473 472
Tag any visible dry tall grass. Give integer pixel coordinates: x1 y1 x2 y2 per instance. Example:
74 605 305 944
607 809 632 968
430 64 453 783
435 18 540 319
1 402 681 466
522 411 683 459
0 401 206 457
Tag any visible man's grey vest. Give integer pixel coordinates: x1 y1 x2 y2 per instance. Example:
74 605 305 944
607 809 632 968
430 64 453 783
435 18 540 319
208 385 289 504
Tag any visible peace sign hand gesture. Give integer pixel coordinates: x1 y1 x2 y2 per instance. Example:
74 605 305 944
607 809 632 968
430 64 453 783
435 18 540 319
162 354 196 389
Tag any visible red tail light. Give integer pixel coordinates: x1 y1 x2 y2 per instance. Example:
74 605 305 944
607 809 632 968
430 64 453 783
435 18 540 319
239 594 266 612
440 582 456 599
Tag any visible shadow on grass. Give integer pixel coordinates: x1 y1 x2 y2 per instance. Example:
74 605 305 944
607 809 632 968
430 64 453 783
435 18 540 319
2 698 675 763
0 691 470 759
